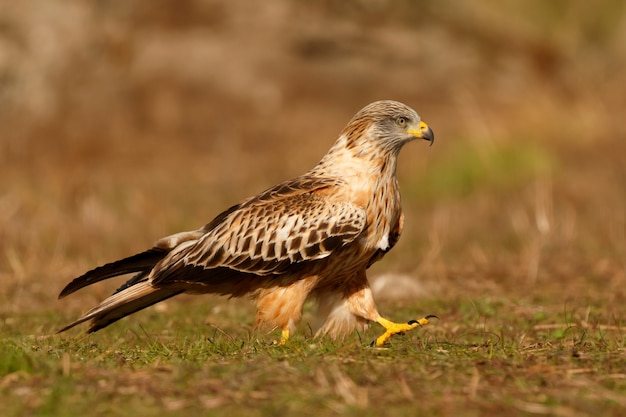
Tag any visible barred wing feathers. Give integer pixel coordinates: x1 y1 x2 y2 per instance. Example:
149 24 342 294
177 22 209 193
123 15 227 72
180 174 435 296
151 177 367 286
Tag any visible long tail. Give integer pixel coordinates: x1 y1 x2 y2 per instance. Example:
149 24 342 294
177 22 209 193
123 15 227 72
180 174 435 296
58 248 168 298
57 281 183 333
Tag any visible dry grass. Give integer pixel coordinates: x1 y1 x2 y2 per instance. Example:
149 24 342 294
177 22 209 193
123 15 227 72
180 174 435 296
1 1 626 416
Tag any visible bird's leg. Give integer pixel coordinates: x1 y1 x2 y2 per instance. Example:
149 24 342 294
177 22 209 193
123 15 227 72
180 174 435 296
270 328 291 346
372 315 436 347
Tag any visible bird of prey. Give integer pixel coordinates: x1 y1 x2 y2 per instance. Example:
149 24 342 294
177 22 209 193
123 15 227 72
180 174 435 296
58 100 435 347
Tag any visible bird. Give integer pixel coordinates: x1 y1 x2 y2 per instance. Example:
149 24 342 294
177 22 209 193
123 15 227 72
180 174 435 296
57 100 436 347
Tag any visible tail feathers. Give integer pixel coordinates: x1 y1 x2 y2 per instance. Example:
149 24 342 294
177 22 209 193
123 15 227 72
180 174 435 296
111 271 149 295
58 248 168 299
57 281 182 333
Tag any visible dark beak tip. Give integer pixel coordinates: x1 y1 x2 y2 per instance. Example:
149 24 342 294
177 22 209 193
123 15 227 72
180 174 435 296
424 127 435 146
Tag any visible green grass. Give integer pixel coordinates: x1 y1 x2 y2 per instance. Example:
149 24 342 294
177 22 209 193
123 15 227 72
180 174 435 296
2 298 625 417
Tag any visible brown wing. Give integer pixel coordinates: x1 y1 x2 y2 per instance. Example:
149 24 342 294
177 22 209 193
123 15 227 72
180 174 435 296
150 177 367 285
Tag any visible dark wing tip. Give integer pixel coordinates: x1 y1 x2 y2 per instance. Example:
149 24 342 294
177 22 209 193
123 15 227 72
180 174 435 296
58 248 168 299
58 283 80 299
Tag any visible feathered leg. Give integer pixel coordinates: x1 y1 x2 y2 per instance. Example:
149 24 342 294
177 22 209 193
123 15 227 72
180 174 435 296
254 277 317 344
316 270 434 346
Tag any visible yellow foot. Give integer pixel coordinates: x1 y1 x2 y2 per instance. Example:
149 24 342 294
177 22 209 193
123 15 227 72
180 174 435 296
372 315 437 347
273 329 290 346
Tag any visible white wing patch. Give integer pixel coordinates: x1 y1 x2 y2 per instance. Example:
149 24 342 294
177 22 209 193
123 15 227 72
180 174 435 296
277 215 298 242
376 234 390 251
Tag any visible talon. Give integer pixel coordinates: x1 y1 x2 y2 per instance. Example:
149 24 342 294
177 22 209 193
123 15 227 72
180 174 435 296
373 315 436 347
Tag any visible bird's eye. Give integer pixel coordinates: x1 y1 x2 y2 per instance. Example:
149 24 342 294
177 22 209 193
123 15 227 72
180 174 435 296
396 117 408 127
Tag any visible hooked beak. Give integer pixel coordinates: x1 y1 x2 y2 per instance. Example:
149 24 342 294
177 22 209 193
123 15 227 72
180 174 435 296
407 121 434 146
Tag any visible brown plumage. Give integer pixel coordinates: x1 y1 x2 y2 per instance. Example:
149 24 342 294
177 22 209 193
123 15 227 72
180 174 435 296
58 100 436 346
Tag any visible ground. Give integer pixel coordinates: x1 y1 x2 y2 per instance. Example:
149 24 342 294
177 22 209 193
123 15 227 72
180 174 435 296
1 1 625 416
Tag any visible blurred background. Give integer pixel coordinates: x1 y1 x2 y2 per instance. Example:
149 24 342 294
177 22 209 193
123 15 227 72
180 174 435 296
0 0 624 322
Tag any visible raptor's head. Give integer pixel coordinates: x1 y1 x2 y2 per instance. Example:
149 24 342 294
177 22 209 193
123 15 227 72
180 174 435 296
342 100 434 152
